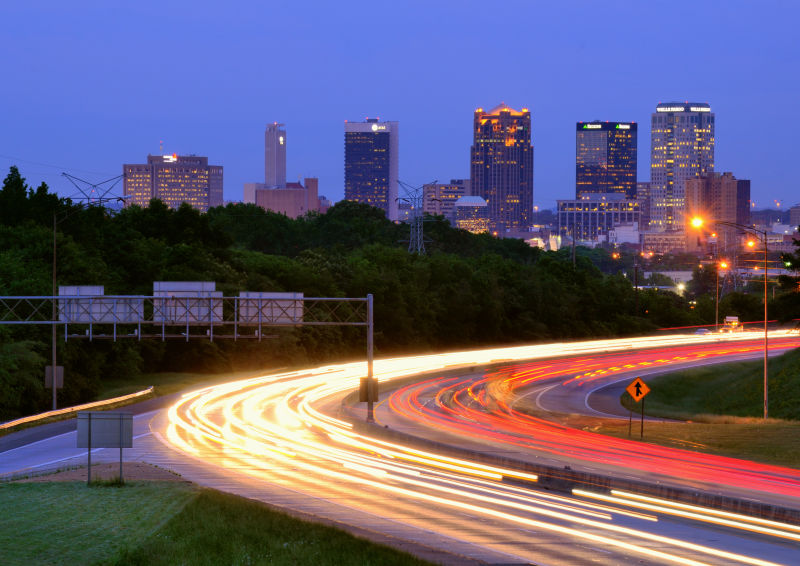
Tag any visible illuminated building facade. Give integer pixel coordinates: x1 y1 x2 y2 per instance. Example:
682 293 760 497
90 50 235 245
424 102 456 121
265 123 287 188
685 172 750 253
123 154 223 212
344 118 399 221
454 196 489 234
470 104 534 232
423 179 471 221
650 102 715 231
557 193 640 241
576 121 637 198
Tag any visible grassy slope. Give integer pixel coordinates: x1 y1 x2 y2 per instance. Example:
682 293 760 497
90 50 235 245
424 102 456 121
0 482 430 566
116 489 431 566
0 482 195 566
623 347 800 421
595 347 800 467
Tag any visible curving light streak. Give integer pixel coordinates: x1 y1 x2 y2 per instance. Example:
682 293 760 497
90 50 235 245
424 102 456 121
388 335 800 499
574 489 800 542
163 332 800 565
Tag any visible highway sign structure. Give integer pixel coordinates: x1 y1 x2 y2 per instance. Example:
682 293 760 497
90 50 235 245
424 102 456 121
626 377 650 402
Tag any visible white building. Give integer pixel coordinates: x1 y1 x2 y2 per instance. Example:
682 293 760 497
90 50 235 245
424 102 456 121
265 122 287 188
649 102 715 231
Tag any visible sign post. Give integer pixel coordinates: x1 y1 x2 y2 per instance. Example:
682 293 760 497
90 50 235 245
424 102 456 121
625 377 651 440
77 412 133 485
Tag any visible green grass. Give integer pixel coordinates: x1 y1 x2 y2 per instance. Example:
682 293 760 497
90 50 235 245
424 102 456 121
589 419 800 467
0 481 195 566
116 489 431 566
621 347 800 421
98 369 274 400
594 347 800 467
0 482 431 566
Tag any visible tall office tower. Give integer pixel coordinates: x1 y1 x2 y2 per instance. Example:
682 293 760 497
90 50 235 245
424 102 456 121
650 102 715 231
265 123 287 188
123 154 223 212
685 172 750 253
576 121 637 198
344 118 399 221
423 179 471 220
470 103 534 232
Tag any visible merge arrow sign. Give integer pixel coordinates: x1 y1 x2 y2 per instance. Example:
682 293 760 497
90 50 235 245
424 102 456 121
626 377 650 403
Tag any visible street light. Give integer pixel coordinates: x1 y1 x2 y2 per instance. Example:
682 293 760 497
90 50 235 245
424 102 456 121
693 217 770 419
716 260 728 331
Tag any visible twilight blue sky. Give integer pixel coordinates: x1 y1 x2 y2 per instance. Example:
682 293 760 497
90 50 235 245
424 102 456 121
1 1 797 211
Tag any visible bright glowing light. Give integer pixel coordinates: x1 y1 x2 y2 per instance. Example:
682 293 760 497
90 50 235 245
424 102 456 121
690 217 703 228
747 240 756 248
162 333 800 565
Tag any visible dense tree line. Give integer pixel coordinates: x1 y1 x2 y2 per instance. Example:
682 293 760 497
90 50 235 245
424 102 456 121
2 166 790 418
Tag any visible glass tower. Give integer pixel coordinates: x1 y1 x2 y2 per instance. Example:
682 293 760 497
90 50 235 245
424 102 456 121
470 103 534 233
344 119 399 221
576 122 637 198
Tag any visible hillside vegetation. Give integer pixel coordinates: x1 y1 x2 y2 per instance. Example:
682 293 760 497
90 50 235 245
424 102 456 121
0 166 750 418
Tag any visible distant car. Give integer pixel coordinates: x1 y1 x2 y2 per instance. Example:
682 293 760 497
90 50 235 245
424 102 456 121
694 328 712 335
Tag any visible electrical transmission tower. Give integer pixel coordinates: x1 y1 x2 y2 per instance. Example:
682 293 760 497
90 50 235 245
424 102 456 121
398 180 433 254
62 172 126 206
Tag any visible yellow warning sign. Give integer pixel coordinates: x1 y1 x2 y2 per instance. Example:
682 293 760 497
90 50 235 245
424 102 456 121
626 377 650 403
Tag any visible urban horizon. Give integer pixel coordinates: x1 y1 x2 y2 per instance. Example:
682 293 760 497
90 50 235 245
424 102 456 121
2 2 798 213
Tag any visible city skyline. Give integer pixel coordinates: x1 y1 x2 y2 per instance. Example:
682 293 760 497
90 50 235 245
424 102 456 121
1 2 798 212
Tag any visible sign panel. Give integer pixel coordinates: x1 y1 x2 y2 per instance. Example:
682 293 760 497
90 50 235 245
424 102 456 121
626 377 650 403
359 377 378 403
45 365 64 389
77 412 133 448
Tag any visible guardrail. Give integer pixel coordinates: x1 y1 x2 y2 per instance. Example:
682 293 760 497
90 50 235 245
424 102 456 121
0 386 154 431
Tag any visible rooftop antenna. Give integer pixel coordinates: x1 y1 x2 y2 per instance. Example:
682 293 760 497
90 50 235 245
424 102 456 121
159 140 163 154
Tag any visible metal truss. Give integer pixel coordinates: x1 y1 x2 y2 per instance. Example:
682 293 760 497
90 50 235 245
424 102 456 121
1 293 378 421
0 295 370 341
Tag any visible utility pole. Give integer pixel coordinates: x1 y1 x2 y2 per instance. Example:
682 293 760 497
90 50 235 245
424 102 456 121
49 173 126 409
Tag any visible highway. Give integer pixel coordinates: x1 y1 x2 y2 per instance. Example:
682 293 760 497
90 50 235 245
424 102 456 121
3 332 800 565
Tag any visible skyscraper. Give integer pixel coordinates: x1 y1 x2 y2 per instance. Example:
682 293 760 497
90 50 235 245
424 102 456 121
265 122 287 188
685 172 750 253
576 121 637 198
123 154 223 212
650 102 715 230
344 118 399 221
470 103 534 232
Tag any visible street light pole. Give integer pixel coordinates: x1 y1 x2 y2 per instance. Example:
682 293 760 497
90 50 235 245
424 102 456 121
52 214 58 410
715 264 719 331
698 219 769 419
49 189 125 410
763 236 768 419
